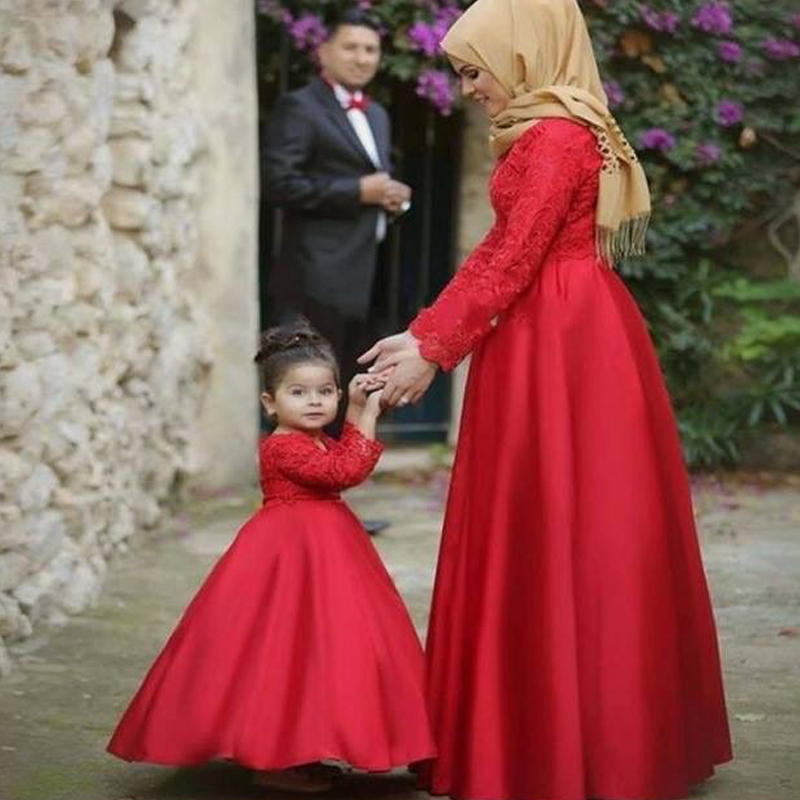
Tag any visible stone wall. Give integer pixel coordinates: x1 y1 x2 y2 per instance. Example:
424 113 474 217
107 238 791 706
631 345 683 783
0 0 259 674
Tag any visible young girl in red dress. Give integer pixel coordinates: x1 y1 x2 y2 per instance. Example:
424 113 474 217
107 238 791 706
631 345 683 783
107 320 436 793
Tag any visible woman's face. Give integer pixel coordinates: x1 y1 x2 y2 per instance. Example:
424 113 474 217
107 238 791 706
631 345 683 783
452 57 510 117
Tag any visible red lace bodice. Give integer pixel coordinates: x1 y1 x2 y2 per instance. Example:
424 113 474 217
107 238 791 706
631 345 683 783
259 423 384 503
410 118 603 371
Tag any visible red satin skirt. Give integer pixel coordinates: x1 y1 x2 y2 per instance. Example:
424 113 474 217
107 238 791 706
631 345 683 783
107 500 436 771
421 258 732 800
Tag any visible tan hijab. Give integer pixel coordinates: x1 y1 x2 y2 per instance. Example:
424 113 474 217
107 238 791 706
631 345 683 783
441 0 651 262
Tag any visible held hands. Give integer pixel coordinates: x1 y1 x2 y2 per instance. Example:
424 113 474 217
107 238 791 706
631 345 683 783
358 331 438 408
348 373 388 415
347 373 389 440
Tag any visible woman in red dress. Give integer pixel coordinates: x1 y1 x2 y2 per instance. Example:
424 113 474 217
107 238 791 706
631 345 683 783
108 321 436 793
361 1 732 798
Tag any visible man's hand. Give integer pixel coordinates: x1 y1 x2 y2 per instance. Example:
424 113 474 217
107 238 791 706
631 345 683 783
359 172 391 205
381 180 412 214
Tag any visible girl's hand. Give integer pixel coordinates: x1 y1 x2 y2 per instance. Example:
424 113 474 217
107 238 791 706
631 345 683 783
348 373 388 409
364 387 384 419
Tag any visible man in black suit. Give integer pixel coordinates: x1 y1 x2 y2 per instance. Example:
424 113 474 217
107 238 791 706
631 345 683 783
264 9 411 424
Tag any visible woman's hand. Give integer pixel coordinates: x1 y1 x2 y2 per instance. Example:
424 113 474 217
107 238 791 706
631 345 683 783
359 330 419 373
382 354 437 407
359 331 438 407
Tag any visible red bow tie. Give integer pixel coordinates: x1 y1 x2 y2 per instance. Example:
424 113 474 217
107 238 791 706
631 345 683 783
346 94 370 113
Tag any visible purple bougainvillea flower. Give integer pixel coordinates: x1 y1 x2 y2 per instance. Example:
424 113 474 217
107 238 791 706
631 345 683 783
692 2 733 36
604 80 626 108
791 13 800 31
640 6 680 33
408 6 460 57
639 127 677 152
640 5 662 30
762 37 800 60
715 99 744 126
717 40 743 62
289 13 328 51
416 69 455 115
661 12 681 33
696 142 723 165
408 21 441 57
258 0 292 25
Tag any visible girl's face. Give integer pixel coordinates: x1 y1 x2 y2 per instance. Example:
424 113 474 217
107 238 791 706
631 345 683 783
261 362 341 435
452 57 510 117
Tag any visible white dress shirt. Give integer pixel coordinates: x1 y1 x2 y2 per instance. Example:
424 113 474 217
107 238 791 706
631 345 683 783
331 82 387 243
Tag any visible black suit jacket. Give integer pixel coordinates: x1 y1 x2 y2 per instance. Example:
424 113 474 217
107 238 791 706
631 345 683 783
264 77 392 320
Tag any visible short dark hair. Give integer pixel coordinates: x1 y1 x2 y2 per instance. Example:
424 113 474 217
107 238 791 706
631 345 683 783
326 8 381 40
254 317 340 394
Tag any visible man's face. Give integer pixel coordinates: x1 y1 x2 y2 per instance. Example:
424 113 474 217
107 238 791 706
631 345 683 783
318 24 381 91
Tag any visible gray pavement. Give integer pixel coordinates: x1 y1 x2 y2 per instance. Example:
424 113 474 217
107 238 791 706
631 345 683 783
0 468 798 800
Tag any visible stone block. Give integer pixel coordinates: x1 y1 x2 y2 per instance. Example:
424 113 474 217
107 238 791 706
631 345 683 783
18 464 59 513
73 256 107 299
0 449 31 487
61 125 97 170
19 510 67 571
114 73 155 105
7 128 56 175
0 27 32 74
109 138 152 188
109 102 152 138
24 175 101 229
0 520 27 552
75 12 115 69
0 593 32 640
19 89 68 128
15 330 58 360
58 559 102 614
34 15 80 64
0 363 42 436
0 554 31 593
118 0 167 22
0 638 12 677
112 233 150 296
102 187 156 230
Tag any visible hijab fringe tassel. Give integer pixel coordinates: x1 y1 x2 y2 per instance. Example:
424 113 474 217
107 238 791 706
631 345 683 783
596 214 650 266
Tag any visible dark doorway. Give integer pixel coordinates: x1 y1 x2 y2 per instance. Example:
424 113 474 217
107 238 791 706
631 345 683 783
257 36 463 442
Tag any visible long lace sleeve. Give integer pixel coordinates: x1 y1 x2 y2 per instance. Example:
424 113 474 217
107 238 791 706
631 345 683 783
410 120 595 370
268 423 383 491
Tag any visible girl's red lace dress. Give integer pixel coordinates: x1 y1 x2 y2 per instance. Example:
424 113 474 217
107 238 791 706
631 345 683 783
107 424 436 771
411 119 732 800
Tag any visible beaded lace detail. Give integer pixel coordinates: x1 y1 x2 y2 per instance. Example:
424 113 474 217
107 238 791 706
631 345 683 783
259 423 384 503
410 118 602 371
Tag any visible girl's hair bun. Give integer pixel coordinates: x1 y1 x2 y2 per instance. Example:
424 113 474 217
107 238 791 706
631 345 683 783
254 318 323 364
